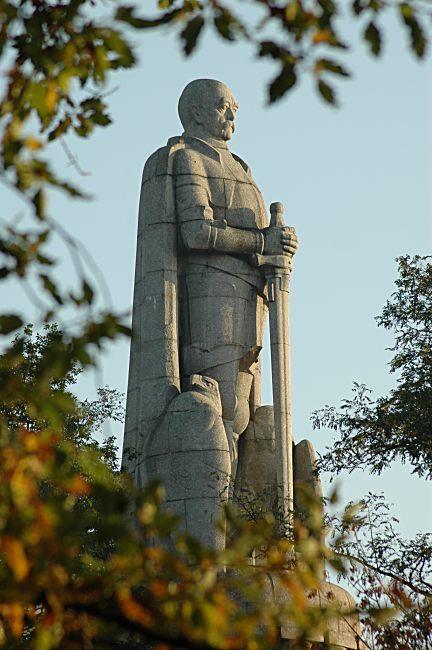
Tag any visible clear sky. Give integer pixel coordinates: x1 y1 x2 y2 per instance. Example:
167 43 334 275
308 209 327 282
2 7 431 537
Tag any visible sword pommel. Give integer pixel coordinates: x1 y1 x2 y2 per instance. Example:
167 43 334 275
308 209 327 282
270 202 285 228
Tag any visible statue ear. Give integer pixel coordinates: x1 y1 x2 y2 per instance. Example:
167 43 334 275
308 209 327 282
190 103 203 125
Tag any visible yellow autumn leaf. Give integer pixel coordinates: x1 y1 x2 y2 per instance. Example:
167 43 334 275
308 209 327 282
312 29 332 44
45 81 58 113
2 537 29 581
0 603 24 638
8 603 24 637
24 137 43 150
118 593 153 626
66 475 91 495
23 432 40 451
285 2 298 21
10 467 35 508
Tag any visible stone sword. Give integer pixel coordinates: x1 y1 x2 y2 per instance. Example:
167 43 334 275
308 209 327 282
264 202 295 535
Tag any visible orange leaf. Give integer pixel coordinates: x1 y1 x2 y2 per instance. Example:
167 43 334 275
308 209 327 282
2 537 29 581
9 603 24 637
312 29 332 44
118 594 153 627
23 432 40 451
67 475 91 495
24 137 43 150
0 603 24 637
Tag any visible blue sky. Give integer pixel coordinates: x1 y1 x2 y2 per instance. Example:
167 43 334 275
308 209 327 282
2 7 431 537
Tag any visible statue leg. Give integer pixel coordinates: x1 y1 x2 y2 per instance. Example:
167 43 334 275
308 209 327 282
201 351 258 483
179 264 265 484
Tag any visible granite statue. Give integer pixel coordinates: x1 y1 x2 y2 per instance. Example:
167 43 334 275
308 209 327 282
122 78 365 649
122 78 299 508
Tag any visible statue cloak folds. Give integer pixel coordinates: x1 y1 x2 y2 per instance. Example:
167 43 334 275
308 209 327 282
122 136 183 488
122 134 267 488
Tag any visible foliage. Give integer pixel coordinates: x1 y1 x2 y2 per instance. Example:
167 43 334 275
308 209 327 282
0 424 353 648
313 255 432 479
0 325 363 647
1 1 430 648
1 324 122 456
329 493 432 649
1 1 431 252
314 256 432 647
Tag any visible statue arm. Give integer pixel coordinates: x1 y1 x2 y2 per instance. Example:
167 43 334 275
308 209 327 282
175 156 264 255
180 210 264 255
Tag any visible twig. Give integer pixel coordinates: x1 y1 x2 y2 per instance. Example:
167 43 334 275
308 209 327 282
60 138 91 177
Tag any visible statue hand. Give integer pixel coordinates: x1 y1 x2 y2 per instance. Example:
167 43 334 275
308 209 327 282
263 226 298 257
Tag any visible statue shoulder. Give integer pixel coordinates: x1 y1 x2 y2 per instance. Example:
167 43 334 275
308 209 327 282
142 137 184 182
173 147 207 176
172 137 222 178
231 152 252 176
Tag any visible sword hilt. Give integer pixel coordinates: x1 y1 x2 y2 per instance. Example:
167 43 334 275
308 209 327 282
270 202 285 228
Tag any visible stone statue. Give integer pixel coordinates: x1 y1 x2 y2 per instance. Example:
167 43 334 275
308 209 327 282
146 374 230 549
122 78 365 649
122 78 298 497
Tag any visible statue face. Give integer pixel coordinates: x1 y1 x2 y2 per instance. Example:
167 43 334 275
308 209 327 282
191 83 238 141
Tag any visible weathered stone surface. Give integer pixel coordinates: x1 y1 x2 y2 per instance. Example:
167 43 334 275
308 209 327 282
146 375 230 549
277 580 366 649
124 80 287 496
122 77 364 648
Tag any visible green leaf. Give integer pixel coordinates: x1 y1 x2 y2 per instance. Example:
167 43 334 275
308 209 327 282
364 21 382 56
315 58 350 77
214 9 243 41
259 41 283 60
33 189 46 220
268 64 297 103
83 280 94 305
39 274 64 305
180 15 205 56
351 0 365 16
400 5 427 58
48 116 72 142
115 6 181 29
0 314 23 335
317 79 337 105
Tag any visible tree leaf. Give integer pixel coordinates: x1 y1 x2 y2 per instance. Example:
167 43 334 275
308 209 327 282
180 15 205 56
352 0 365 16
39 274 64 305
317 79 337 105
115 6 182 29
48 116 72 141
400 5 427 58
259 41 283 60
364 21 382 56
33 189 46 220
315 58 350 77
268 64 297 103
214 8 244 41
83 280 94 305
2 537 29 581
0 314 23 335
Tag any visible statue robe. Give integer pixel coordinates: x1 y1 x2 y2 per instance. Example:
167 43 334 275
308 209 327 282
122 134 268 487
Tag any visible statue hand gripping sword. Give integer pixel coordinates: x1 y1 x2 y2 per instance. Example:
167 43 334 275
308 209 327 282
258 202 296 536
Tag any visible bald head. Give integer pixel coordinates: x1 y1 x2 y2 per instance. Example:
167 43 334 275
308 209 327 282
178 78 238 143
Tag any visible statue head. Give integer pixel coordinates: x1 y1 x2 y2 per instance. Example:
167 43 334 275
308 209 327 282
178 79 238 143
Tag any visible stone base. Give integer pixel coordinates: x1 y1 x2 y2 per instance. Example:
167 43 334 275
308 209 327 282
260 573 365 649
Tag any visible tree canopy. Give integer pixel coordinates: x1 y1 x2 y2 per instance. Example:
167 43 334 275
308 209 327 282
1 1 431 648
314 255 432 479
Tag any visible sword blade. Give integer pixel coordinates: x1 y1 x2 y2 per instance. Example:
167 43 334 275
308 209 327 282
268 271 293 535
